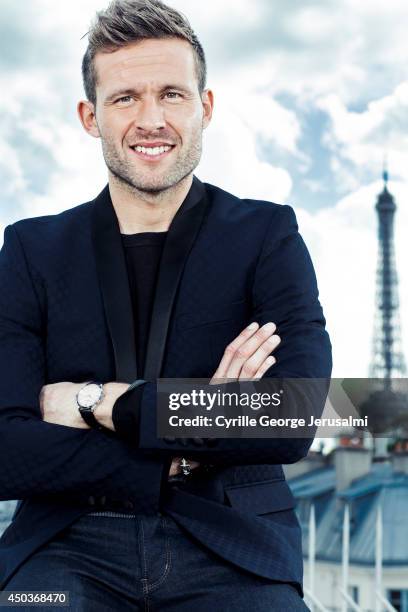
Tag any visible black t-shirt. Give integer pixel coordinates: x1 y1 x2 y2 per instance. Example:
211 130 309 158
121 231 168 376
111 231 167 440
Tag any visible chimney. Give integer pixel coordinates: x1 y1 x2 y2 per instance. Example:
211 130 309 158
391 439 408 475
334 435 372 491
283 448 327 480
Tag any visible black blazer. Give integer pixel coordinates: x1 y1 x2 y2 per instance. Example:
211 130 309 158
0 176 332 594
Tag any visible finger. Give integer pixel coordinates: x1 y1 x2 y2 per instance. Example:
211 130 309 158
169 457 182 476
238 334 281 380
224 322 277 380
245 355 276 380
211 322 260 381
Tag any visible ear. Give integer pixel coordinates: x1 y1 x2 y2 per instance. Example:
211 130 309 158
201 89 214 129
77 100 100 138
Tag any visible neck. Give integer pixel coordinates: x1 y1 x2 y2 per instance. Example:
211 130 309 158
108 173 193 234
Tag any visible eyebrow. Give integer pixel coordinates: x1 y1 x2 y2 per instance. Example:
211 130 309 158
104 84 193 104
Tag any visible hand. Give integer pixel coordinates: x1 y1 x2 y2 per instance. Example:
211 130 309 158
40 381 130 430
165 322 280 477
210 321 280 383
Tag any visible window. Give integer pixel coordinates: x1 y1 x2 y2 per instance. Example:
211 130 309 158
347 585 359 611
388 589 408 612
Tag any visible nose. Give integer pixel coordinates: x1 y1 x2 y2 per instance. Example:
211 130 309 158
134 97 166 132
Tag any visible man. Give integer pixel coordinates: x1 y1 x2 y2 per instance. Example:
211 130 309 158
0 0 332 609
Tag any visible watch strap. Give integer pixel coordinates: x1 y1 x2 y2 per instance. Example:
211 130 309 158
79 407 104 430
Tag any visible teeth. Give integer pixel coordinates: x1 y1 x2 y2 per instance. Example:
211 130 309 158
134 145 172 156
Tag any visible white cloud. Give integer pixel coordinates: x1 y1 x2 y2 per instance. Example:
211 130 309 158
0 141 26 196
234 92 301 155
20 129 107 220
317 82 408 181
169 0 262 28
197 82 297 202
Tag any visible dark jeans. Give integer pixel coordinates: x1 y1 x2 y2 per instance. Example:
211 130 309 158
5 511 309 611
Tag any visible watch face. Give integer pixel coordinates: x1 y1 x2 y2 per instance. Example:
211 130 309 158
78 384 102 408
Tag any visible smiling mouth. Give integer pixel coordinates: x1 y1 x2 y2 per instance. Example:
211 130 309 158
130 144 176 161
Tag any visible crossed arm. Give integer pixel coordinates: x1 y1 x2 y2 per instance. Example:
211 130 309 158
40 322 281 475
0 206 332 502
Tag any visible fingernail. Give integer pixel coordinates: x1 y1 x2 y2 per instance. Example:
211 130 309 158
263 322 276 332
248 322 258 330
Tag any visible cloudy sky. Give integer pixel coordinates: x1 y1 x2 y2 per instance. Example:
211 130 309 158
1 0 408 382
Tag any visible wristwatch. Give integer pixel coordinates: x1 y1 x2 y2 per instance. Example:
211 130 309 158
76 381 105 429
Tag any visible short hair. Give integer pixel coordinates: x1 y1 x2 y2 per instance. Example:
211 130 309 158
82 0 207 105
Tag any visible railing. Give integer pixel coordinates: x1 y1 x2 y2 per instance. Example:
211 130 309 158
375 590 397 612
339 588 362 611
305 501 399 612
303 587 329 612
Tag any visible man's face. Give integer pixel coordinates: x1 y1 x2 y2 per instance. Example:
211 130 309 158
87 37 212 193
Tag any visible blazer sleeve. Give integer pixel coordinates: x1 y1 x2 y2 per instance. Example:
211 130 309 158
0 224 163 503
112 205 333 465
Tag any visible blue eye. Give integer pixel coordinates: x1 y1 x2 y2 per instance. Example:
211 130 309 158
117 96 133 103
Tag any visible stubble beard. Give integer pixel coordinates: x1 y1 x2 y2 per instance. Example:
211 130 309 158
101 125 203 195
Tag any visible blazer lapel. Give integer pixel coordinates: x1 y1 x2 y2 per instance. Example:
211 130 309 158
144 176 210 380
91 176 210 384
92 185 138 383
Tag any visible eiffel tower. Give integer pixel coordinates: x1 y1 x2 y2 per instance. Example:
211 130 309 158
369 167 406 380
364 167 407 456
